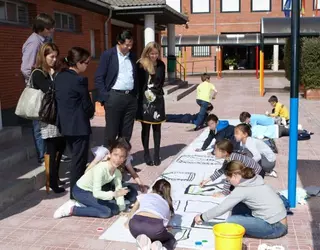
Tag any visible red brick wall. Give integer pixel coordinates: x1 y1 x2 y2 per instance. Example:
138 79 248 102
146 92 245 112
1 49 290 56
162 0 316 74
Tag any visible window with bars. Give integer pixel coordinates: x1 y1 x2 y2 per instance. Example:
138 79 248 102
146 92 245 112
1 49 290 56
192 46 211 57
163 47 181 57
0 0 28 24
54 11 76 31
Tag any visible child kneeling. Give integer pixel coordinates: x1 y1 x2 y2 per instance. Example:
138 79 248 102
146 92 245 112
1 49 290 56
195 160 288 239
125 179 176 250
54 139 137 219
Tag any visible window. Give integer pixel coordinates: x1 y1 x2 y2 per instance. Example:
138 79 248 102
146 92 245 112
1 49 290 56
314 0 320 10
191 0 210 14
163 47 181 57
251 0 271 12
221 0 240 13
0 0 28 24
54 11 76 31
192 46 211 57
166 0 181 12
90 29 101 58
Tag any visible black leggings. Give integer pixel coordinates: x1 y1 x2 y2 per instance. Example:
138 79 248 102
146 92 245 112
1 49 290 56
278 125 304 138
45 137 66 187
141 122 161 159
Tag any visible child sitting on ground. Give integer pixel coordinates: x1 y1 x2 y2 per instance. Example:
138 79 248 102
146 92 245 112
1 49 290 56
188 73 217 131
234 123 278 178
125 179 176 250
53 138 137 219
195 114 240 152
200 139 263 197
87 139 147 193
194 160 288 239
267 95 289 125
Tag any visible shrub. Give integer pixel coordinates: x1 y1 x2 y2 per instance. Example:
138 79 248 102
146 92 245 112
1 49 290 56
283 38 303 82
301 37 320 89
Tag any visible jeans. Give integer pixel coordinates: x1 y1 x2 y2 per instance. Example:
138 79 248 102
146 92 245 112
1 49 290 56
194 100 209 128
166 114 196 124
32 120 46 163
226 202 288 239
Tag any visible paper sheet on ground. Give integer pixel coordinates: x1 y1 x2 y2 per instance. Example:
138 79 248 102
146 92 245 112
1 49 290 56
99 119 239 249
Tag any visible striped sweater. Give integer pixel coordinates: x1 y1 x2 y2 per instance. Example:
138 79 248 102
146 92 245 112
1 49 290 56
210 152 262 195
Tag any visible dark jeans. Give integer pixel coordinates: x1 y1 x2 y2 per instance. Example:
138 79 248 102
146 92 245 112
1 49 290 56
166 114 196 124
104 90 137 148
226 202 288 239
101 182 138 204
129 215 176 250
32 120 46 163
194 99 209 128
65 135 90 200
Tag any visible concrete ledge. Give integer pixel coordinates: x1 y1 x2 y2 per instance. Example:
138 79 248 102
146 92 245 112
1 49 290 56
176 84 197 101
0 127 22 146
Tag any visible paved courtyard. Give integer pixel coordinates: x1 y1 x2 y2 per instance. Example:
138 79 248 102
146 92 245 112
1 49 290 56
0 76 320 250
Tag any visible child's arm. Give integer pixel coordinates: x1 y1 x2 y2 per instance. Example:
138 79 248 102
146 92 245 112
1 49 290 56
197 130 215 151
126 162 147 193
269 103 281 117
124 200 140 227
113 170 127 211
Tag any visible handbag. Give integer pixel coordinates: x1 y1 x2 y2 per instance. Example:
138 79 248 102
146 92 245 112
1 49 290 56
38 74 57 125
15 69 45 120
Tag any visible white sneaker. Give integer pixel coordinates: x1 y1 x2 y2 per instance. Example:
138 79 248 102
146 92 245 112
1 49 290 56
53 200 76 219
281 117 287 126
298 124 303 130
266 170 278 178
136 234 151 250
73 200 86 207
151 241 163 250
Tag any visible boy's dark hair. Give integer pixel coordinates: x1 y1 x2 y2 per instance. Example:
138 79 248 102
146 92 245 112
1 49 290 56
239 111 251 123
117 30 133 44
32 13 55 33
268 95 278 103
201 73 210 82
206 114 219 123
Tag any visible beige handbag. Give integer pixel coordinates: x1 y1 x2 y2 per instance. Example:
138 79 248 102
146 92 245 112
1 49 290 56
15 69 45 120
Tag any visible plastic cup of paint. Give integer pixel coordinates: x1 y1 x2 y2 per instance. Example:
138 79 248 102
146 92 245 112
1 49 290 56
195 241 203 247
96 227 104 232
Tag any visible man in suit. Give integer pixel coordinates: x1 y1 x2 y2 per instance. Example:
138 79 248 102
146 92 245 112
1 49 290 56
95 30 138 147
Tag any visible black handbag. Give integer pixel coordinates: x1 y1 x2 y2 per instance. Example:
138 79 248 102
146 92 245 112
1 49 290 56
38 77 57 125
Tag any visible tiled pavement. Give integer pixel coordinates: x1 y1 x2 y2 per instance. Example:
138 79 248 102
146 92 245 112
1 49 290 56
1 76 320 250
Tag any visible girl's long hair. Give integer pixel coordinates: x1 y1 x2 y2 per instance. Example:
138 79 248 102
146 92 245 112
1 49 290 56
34 43 59 74
152 179 174 214
224 160 255 179
137 42 161 75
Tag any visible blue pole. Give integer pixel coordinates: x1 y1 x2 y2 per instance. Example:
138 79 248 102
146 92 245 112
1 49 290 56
288 0 300 208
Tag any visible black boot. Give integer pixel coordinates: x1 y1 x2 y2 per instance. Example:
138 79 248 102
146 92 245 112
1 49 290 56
153 124 161 166
50 154 65 193
55 152 66 186
142 123 154 166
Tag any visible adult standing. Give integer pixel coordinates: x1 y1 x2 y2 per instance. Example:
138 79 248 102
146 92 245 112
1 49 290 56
55 47 94 199
21 13 55 164
95 30 138 148
136 42 166 166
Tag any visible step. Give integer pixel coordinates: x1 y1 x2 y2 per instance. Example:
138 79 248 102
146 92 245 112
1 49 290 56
165 83 197 102
0 126 22 146
0 131 36 171
163 80 189 95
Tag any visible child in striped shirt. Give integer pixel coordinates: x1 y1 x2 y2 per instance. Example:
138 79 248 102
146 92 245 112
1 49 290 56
200 139 264 197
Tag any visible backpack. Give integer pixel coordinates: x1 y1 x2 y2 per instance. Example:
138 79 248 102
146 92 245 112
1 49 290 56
298 130 311 141
38 74 57 125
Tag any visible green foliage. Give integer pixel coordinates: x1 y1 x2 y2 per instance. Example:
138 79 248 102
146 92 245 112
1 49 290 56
283 38 303 82
224 58 237 67
301 37 320 89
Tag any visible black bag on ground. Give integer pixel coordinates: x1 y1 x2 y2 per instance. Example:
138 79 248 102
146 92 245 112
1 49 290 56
298 130 311 141
263 138 278 154
38 84 57 125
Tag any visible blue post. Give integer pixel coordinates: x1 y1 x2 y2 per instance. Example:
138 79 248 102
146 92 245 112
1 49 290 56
288 0 300 208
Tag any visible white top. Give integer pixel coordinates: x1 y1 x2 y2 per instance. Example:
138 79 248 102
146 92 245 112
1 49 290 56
91 146 133 166
241 137 276 162
135 193 171 227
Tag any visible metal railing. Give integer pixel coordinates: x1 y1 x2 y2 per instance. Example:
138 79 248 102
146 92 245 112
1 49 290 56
175 60 186 82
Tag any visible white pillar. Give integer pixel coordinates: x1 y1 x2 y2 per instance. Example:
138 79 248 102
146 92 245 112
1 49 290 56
167 23 175 81
273 45 279 71
144 14 155 46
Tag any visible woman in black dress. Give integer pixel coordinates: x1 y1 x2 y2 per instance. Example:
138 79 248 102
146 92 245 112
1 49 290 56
136 42 166 166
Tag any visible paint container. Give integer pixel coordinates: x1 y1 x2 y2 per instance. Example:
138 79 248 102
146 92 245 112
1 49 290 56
195 241 203 248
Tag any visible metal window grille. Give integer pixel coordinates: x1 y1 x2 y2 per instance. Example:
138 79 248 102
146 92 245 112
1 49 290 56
54 11 76 31
192 46 211 57
163 47 181 57
0 0 28 24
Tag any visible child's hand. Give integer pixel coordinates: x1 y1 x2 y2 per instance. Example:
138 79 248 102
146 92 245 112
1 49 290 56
139 184 147 193
212 192 225 198
195 148 203 152
166 226 173 232
199 180 208 188
124 220 129 228
194 215 203 225
115 188 129 197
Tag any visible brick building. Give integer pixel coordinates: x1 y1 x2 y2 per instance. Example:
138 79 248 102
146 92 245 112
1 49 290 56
162 0 319 74
0 0 187 127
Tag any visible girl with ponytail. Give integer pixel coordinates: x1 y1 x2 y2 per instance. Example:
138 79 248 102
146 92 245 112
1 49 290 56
125 179 176 250
195 160 288 239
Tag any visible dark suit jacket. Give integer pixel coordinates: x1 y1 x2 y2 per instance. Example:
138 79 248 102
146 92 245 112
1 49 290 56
94 46 138 103
55 69 94 136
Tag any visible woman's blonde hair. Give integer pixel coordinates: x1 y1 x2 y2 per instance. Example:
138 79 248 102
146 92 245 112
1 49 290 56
138 42 161 75
34 43 59 74
224 160 255 179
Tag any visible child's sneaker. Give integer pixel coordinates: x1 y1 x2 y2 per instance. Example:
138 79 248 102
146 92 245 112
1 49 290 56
136 234 151 250
53 200 75 219
266 170 278 178
151 241 163 250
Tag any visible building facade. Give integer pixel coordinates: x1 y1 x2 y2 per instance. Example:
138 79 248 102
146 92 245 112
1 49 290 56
162 0 319 74
0 0 187 126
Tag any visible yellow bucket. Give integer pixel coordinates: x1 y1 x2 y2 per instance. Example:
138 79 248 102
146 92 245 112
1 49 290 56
213 223 245 250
